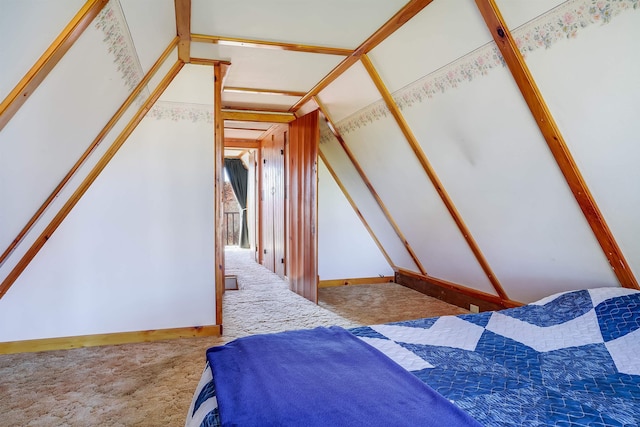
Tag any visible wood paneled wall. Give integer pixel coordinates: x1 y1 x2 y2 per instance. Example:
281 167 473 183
288 111 319 302
259 126 287 279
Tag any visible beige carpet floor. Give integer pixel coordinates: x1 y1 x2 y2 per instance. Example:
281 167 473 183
0 248 465 426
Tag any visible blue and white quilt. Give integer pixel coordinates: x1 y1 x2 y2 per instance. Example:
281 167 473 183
186 287 640 427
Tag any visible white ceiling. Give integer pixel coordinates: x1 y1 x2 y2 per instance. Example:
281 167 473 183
191 0 410 49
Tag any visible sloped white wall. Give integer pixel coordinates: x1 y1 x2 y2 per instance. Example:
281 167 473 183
0 0 86 100
318 158 392 280
319 129 419 273
0 113 215 342
520 4 640 282
0 21 133 253
317 0 637 303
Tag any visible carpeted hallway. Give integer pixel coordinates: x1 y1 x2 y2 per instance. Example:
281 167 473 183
0 248 465 426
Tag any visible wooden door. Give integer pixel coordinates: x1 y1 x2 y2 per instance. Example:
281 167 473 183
260 126 287 279
287 111 319 303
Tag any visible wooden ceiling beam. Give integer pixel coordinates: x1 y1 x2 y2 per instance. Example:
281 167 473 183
0 61 185 300
475 0 639 290
174 0 191 63
225 126 269 132
224 139 260 149
314 96 428 276
224 87 306 97
361 54 508 301
291 0 434 112
189 58 231 67
0 0 109 132
0 37 179 268
221 110 295 123
191 34 352 56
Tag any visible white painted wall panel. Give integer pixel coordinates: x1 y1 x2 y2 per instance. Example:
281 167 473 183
369 0 493 93
191 0 408 49
319 61 383 123
120 0 176 73
190 42 345 92
523 8 640 281
147 47 178 93
494 0 566 30
0 0 86 100
319 134 418 272
0 115 215 342
160 64 214 105
0 24 131 254
0 93 139 285
399 64 617 303
339 115 496 294
318 158 393 280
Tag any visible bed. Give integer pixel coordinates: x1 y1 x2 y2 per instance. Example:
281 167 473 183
185 287 640 426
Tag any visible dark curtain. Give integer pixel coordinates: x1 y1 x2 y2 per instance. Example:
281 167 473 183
224 158 249 248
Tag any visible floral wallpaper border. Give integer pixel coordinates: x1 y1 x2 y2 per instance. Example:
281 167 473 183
147 101 214 124
336 0 638 135
94 0 147 100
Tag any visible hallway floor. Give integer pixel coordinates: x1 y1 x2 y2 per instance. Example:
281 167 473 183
226 246 468 326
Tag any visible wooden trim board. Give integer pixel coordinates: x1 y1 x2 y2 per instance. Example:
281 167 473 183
318 276 394 288
214 63 225 325
395 269 522 312
0 325 220 355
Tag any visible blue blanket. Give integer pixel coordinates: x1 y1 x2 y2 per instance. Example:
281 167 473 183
206 326 481 427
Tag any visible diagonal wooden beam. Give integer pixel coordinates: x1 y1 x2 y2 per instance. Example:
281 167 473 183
174 0 191 63
0 61 185 300
0 37 179 268
191 34 352 56
475 0 639 290
0 0 109 132
360 54 508 300
291 0 435 112
318 149 396 270
214 62 225 326
314 96 427 276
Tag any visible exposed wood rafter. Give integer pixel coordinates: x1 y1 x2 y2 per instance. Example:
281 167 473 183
0 61 185 300
224 139 260 149
314 96 428 276
0 37 179 269
191 34 352 56
475 0 639 290
214 63 225 326
0 0 109 132
190 58 231 67
291 0 435 112
224 87 306 97
221 110 295 123
174 0 191 63
360 55 509 300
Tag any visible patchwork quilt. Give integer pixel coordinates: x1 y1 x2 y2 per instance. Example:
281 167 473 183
185 287 640 427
